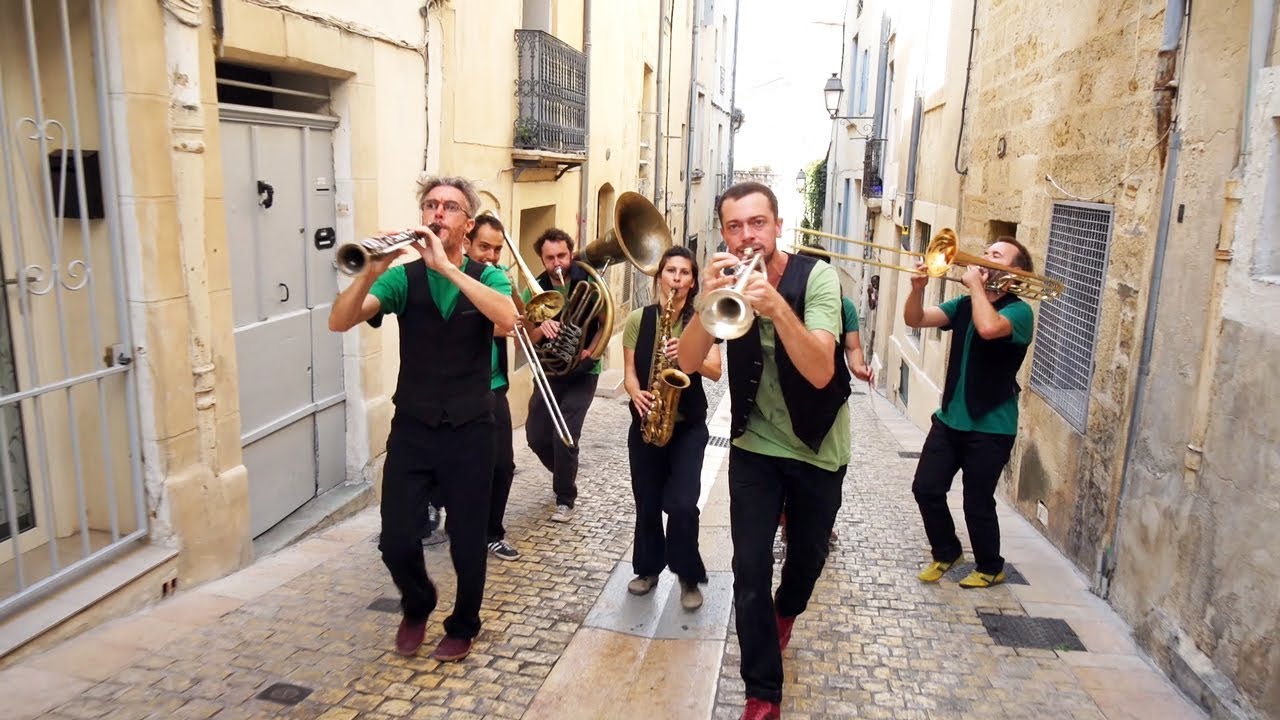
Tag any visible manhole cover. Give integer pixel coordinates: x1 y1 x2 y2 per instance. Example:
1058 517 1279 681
978 612 1086 651
707 436 730 448
256 682 312 706
945 562 1029 585
367 597 401 613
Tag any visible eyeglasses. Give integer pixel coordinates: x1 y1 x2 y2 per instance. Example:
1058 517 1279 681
723 217 771 236
423 199 469 215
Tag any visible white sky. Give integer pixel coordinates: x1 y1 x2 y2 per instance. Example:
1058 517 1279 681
732 0 847 243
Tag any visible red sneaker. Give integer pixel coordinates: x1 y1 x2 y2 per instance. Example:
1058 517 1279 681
394 618 426 656
776 613 796 652
741 697 781 720
430 635 473 662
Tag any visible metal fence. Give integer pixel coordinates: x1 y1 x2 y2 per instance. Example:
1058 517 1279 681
0 0 144 617
514 30 587 155
1029 202 1114 432
862 138 885 198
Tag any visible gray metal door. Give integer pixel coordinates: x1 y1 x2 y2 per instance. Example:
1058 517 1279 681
218 107 344 537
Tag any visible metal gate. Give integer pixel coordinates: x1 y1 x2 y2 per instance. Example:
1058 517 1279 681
218 107 345 537
0 0 145 617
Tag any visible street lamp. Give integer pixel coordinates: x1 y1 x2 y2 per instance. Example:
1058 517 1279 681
822 72 875 137
795 170 807 194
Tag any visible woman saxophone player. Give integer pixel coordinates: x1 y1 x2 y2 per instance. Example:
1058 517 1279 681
622 246 722 610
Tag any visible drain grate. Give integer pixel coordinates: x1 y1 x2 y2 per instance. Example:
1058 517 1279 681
947 562 1029 585
367 597 401 613
978 612 1086 651
707 436 731 448
898 451 921 459
256 683 312 706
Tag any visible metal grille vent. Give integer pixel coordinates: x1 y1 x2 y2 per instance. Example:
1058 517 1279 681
1029 202 1113 432
978 612 1086 651
707 436 731 448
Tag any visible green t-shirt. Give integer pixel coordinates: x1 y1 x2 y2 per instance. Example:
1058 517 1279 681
522 276 605 376
841 296 860 333
933 296 1035 435
732 261 851 472
368 258 513 391
622 305 686 351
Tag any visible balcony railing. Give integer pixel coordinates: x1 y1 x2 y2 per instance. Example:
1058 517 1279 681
514 30 587 155
863 138 885 198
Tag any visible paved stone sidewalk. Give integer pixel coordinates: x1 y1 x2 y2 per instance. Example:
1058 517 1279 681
0 380 1204 720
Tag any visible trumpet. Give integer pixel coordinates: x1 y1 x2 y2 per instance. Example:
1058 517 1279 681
477 211 575 447
334 224 442 277
697 248 763 340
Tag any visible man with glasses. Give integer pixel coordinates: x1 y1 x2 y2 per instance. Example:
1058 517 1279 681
328 176 517 662
678 182 850 720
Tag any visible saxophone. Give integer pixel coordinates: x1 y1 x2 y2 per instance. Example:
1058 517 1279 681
641 293 693 447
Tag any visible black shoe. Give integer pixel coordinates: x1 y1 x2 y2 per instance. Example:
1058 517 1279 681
487 539 520 560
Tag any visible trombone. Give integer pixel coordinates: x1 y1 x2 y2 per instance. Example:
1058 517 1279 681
478 211 577 448
794 227 1065 301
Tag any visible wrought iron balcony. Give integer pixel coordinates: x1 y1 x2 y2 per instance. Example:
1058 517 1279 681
863 138 885 199
514 30 587 156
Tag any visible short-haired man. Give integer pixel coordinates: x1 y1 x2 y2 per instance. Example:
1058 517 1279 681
904 236 1036 589
679 181 851 720
328 176 517 661
464 214 520 560
524 228 606 523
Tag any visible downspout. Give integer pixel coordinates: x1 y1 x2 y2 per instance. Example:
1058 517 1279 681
1184 0 1275 480
1097 0 1187 597
682 0 701 243
654 0 666 206
725 0 742 181
901 95 923 235
578 0 591 243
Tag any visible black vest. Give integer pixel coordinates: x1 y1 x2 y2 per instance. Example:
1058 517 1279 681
393 259 495 426
940 294 1029 420
631 303 709 427
726 253 851 452
536 263 602 376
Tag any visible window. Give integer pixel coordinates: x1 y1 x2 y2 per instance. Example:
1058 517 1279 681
908 221 929 343
898 360 910 405
848 37 859 116
857 49 870 115
1029 202 1114 432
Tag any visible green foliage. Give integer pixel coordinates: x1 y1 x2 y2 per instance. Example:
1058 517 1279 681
802 158 827 238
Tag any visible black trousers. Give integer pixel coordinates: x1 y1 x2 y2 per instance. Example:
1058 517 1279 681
911 416 1016 575
378 413 493 639
525 371 599 507
627 420 709 584
487 387 516 542
729 446 844 704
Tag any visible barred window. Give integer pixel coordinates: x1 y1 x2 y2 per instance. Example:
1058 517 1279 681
1029 202 1114 432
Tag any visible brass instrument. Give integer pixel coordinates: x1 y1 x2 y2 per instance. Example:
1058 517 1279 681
640 292 692 447
537 192 672 377
334 224 442 276
794 227 1066 301
479 211 576 447
696 248 763 340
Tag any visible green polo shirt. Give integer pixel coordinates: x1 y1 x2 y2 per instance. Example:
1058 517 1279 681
521 276 604 376
933 296 1035 435
368 258 513 391
732 261 850 472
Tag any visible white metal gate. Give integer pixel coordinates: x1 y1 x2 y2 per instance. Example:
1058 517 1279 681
0 0 145 617
218 107 345 537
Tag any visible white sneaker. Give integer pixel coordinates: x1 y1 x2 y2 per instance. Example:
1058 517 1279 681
550 504 575 523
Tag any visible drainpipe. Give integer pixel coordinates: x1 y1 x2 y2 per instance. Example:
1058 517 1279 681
901 95 923 235
682 0 701 243
655 0 666 206
725 0 742 181
578 0 591 243
1098 0 1188 597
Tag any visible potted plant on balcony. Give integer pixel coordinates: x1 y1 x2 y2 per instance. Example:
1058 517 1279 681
514 118 539 149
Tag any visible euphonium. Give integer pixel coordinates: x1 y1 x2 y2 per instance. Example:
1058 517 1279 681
641 292 692 447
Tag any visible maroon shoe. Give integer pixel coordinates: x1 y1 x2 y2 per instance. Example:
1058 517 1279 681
430 635 473 662
776 613 796 652
394 618 427 656
741 698 781 720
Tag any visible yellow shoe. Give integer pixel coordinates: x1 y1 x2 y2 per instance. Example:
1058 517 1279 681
958 570 1006 589
917 556 961 583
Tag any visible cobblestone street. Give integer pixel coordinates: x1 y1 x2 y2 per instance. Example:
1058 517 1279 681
2 380 1204 720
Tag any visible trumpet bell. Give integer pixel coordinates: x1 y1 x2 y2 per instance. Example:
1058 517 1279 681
698 287 754 340
583 191 672 275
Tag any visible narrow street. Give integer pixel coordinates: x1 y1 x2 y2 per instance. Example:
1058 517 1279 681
2 382 1203 720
